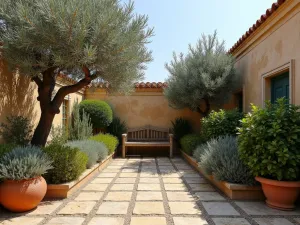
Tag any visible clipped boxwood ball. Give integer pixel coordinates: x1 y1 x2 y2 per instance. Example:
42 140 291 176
79 100 113 128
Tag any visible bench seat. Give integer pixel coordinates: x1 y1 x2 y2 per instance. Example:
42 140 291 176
122 125 173 158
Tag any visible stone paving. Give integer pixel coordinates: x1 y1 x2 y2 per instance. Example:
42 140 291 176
1 157 300 225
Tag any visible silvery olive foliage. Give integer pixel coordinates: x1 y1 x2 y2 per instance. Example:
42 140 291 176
0 0 154 93
0 146 53 180
164 31 240 116
194 135 255 185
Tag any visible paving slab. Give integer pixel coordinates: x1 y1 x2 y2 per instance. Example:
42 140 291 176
194 192 226 201
46 217 85 225
0 217 44 225
58 201 96 215
133 202 165 215
136 191 163 201
212 218 251 225
169 202 202 214
173 217 208 225
88 217 124 225
130 217 167 225
75 192 104 201
105 192 132 201
202 202 240 216
97 202 129 215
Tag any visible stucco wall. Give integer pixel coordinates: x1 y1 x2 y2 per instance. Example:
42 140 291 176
85 88 202 132
0 60 83 143
233 1 300 111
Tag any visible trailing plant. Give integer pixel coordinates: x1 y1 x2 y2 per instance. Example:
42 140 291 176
238 98 300 181
107 117 127 143
0 146 53 180
0 115 33 145
195 135 255 185
49 125 68 145
90 133 119 154
201 109 243 140
65 140 108 168
171 117 192 140
180 134 204 156
79 100 113 129
68 100 93 140
164 31 240 117
0 0 153 146
43 144 88 184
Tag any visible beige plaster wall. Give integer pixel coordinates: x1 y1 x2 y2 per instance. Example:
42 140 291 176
233 1 300 111
0 60 83 143
85 89 202 132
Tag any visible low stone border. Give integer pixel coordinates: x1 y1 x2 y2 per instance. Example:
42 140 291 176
181 150 265 200
45 152 115 199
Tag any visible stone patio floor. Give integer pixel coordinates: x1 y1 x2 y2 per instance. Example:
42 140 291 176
1 157 300 225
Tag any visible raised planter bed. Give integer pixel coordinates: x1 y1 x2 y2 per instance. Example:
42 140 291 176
45 153 114 199
181 150 265 200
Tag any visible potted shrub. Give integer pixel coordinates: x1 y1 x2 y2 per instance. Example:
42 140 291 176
0 146 53 212
238 98 300 210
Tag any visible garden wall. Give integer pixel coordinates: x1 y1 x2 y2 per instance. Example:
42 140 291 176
233 1 300 111
85 86 236 133
0 60 84 143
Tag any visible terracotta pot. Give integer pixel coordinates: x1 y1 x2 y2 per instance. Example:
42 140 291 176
255 176 300 210
0 176 47 212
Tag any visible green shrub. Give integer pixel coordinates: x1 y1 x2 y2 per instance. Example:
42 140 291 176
43 144 88 184
0 144 16 159
0 146 53 180
79 100 113 128
171 117 192 140
65 140 108 168
238 98 300 181
194 136 255 185
0 115 33 145
90 133 119 154
180 134 204 156
49 125 68 145
68 100 93 140
107 117 127 143
201 109 243 140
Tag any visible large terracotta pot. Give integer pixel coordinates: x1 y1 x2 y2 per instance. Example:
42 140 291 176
255 176 300 211
0 176 47 212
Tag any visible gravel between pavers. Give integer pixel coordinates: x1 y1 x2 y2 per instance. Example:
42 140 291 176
1 157 300 225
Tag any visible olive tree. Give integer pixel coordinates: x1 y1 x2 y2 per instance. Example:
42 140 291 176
164 31 239 117
0 0 153 146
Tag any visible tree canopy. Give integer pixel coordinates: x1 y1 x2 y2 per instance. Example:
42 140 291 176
164 31 239 117
0 0 153 146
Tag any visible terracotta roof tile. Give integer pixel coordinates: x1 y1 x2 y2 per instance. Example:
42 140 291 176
135 82 168 88
229 0 286 54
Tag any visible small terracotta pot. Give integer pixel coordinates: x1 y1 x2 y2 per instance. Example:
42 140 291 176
0 176 47 212
255 176 300 211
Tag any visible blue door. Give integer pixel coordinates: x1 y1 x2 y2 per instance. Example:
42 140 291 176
271 72 289 103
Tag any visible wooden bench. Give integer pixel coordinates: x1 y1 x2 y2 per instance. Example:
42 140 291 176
122 125 173 158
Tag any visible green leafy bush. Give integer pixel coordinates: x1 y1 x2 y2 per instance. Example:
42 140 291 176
107 117 127 143
194 136 255 185
49 125 68 145
0 146 53 180
65 140 108 168
43 144 88 184
238 98 300 181
68 100 93 140
79 100 113 128
0 144 16 159
201 109 243 140
0 115 33 145
90 133 119 154
171 117 192 140
180 134 204 156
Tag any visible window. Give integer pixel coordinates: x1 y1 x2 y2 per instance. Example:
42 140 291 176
234 92 243 112
62 99 69 129
271 72 289 103
262 60 294 105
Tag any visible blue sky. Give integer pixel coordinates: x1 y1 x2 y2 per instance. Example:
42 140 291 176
129 0 276 82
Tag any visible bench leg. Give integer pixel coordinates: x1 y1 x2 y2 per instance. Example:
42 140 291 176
169 146 173 158
122 145 126 158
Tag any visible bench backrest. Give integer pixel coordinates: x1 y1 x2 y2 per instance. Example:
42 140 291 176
127 125 169 142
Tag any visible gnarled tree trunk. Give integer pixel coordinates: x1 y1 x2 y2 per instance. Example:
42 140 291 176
30 66 94 146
